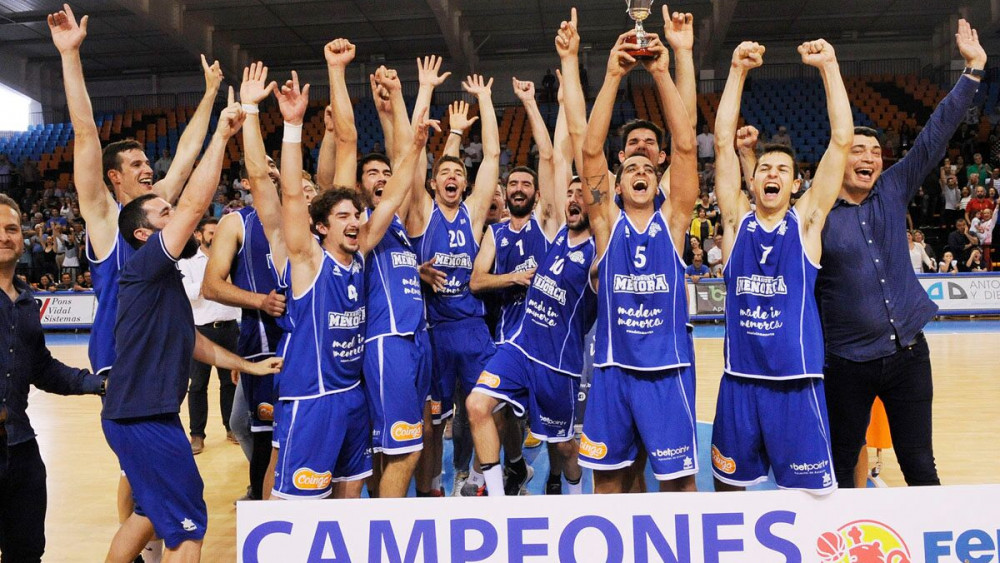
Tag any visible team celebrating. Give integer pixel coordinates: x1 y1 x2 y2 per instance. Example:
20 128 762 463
0 2 986 561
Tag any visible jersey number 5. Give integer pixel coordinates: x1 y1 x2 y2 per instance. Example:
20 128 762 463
634 245 647 268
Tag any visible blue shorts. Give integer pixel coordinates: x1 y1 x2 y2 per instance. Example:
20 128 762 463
363 331 433 454
272 386 373 499
428 317 496 424
475 344 579 442
579 364 698 480
102 415 207 548
240 367 275 433
711 374 836 493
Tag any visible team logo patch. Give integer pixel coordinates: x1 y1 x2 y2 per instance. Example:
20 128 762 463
257 403 274 421
477 373 501 388
293 468 333 490
390 421 423 441
579 434 607 460
181 518 197 532
816 520 912 563
711 445 736 474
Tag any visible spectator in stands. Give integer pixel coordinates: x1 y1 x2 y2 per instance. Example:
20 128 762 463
987 168 1000 189
961 247 986 272
707 233 724 277
696 193 719 222
0 153 11 192
73 273 90 291
968 153 989 185
696 124 715 163
938 250 958 274
966 185 992 223
959 184 973 211
684 235 702 265
909 185 927 228
55 272 73 291
700 161 716 190
466 133 484 176
499 143 512 168
947 218 979 260
913 229 936 269
771 125 792 146
19 158 40 190
971 202 998 266
685 253 710 282
541 68 556 102
153 149 173 180
954 154 968 185
371 141 385 155
690 207 713 244
908 230 935 274
942 174 961 227
989 125 1000 163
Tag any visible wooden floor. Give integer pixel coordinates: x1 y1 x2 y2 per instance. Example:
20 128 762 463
27 327 1000 561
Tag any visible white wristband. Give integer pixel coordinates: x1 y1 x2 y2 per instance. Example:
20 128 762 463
450 129 463 136
283 122 303 143
241 103 259 114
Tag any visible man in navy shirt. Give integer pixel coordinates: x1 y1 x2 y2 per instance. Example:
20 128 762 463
101 95 281 562
0 193 104 561
817 19 986 487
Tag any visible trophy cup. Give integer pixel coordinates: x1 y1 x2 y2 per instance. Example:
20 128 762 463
625 0 656 59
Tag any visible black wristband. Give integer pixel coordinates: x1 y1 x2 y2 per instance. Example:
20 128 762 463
963 67 986 79
98 374 108 396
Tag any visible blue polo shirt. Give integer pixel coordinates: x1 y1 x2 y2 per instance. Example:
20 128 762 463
817 75 978 362
102 232 195 420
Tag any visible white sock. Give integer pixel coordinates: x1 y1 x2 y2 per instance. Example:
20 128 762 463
467 469 485 486
484 465 505 497
432 473 442 492
143 539 163 563
567 480 583 495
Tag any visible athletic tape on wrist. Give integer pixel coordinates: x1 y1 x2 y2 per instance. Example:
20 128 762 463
283 122 303 143
241 104 259 114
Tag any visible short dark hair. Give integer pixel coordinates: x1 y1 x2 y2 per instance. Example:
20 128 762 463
102 139 145 189
506 166 538 189
755 143 799 179
357 153 392 183
432 155 467 177
197 217 218 232
620 119 664 148
0 193 21 217
854 126 880 141
310 187 364 240
118 193 159 249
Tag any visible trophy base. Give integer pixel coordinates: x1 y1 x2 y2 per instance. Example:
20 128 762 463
625 47 657 60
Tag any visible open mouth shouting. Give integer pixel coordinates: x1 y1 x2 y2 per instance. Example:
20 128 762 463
632 179 649 194
855 167 875 183
567 202 582 221
344 227 359 246
763 181 780 196
138 177 154 188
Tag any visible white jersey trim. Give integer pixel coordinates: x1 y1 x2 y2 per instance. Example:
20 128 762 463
278 379 361 401
722 369 825 381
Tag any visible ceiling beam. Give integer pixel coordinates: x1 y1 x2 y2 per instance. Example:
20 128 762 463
424 0 478 73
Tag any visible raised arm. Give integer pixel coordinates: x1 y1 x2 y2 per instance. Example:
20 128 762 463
552 102 573 225
663 5 697 130
462 75 501 238
794 40 853 257
162 90 244 258
315 106 338 190
48 4 116 256
371 72 396 163
737 125 760 193
714 42 760 257
583 31 637 255
326 39 358 188
379 65 418 221
513 77 558 238
555 8 586 175
156 55 224 203
442 100 477 159
275 72 323 292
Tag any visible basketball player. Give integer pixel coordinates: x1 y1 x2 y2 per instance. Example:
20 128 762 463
103 96 281 562
48 4 223 559
406 74 501 497
577 29 700 493
710 39 852 493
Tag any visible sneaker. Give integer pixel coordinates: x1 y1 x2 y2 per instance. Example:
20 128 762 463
459 481 485 496
546 478 562 495
523 433 542 449
451 471 469 496
226 431 239 444
233 485 254 505
429 487 446 497
504 463 534 496
190 436 205 455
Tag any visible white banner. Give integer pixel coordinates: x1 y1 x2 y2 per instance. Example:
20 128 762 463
34 292 97 327
918 274 1000 312
237 484 1000 562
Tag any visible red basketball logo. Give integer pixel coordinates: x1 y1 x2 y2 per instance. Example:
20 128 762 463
816 520 911 563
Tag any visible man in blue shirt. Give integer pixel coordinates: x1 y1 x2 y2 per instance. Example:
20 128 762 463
101 96 281 561
0 193 104 562
816 19 986 487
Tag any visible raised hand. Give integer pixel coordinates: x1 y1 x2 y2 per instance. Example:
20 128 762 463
240 61 276 106
462 74 494 98
555 7 580 59
798 39 837 68
201 54 224 92
376 65 402 94
956 19 987 69
663 5 694 51
217 86 247 139
448 100 478 132
417 55 451 87
607 31 639 78
736 125 759 153
732 41 765 71
412 108 442 150
512 77 536 103
274 70 310 126
48 3 87 54
324 38 356 69
640 34 670 76
369 74 392 113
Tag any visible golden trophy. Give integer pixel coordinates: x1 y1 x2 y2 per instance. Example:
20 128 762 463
625 0 656 59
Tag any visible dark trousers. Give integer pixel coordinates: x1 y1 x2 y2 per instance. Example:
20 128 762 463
188 321 239 438
250 432 273 500
0 439 47 562
824 334 940 488
452 387 473 473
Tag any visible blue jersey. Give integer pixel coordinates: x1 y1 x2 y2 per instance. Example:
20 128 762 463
412 202 484 326
594 210 690 370
488 214 551 343
509 226 597 376
277 252 366 400
364 212 425 340
724 209 823 379
103 232 195 420
231 208 285 358
85 207 135 374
